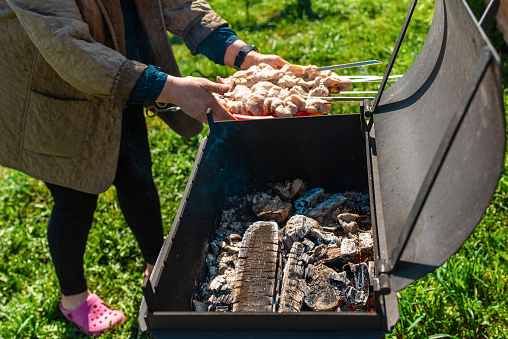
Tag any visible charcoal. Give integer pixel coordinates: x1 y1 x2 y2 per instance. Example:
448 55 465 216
208 275 225 292
300 253 310 264
304 279 339 311
229 222 246 232
368 261 375 286
294 188 325 215
192 300 209 312
207 294 217 304
343 286 357 305
217 293 233 305
305 264 315 279
340 238 357 259
337 213 360 236
210 241 220 257
327 236 341 248
282 215 321 238
288 229 300 242
342 192 371 214
304 264 340 311
294 226 305 239
252 194 292 224
355 290 367 306
217 252 237 274
220 283 232 293
271 179 307 201
221 243 239 253
330 271 349 286
358 232 373 253
322 223 343 233
283 234 294 251
321 233 340 246
271 180 293 201
302 238 316 252
354 263 370 304
319 247 342 265
289 178 307 199
307 194 347 224
208 265 218 278
215 306 229 312
310 228 325 242
311 244 327 259
358 217 372 230
228 233 242 246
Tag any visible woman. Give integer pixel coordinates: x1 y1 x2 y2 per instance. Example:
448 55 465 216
0 0 288 335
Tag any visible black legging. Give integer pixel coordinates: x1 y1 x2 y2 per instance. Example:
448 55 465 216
46 105 164 296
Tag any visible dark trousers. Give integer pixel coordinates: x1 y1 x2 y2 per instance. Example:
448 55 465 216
46 105 164 296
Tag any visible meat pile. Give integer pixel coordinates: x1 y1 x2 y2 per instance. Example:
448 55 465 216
214 64 352 118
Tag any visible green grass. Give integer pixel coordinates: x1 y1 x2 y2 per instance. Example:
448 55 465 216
1 0 507 338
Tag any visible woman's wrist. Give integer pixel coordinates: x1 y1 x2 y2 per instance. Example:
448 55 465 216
155 75 177 103
224 40 260 70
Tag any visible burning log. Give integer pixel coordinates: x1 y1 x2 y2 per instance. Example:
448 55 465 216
278 242 308 312
232 221 279 312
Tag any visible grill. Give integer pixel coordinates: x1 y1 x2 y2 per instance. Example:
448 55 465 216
139 0 506 337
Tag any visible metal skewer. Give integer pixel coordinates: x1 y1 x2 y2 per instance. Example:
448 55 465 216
314 96 375 101
329 91 378 95
317 60 382 71
349 75 403 83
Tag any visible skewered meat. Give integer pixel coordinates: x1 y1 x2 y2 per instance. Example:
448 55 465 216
214 63 352 118
308 85 329 98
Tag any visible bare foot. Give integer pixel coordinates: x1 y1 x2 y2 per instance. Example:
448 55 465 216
61 290 90 311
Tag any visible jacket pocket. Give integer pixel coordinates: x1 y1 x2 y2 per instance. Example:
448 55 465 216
24 91 92 157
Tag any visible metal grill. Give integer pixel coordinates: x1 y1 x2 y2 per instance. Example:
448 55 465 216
139 0 506 337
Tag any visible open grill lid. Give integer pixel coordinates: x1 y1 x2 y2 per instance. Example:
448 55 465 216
370 0 506 291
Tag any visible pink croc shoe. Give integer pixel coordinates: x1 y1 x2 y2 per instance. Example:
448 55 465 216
59 293 125 337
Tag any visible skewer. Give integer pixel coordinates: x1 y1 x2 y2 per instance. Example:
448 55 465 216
349 75 403 83
329 91 378 95
311 96 375 101
347 75 403 79
329 101 367 104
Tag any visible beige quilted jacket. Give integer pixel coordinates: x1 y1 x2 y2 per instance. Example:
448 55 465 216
0 0 226 193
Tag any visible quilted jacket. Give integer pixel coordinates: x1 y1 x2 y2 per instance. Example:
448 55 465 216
0 0 226 193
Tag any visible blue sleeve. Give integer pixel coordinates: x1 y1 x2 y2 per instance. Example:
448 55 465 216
128 65 168 105
196 26 240 65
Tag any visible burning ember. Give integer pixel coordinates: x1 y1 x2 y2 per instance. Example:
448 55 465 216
193 179 374 313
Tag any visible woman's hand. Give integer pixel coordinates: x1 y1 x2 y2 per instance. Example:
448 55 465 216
156 75 236 123
241 51 289 70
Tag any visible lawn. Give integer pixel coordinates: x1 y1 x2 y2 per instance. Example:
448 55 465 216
0 0 507 338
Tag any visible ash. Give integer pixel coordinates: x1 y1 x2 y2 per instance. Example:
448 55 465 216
193 179 374 313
